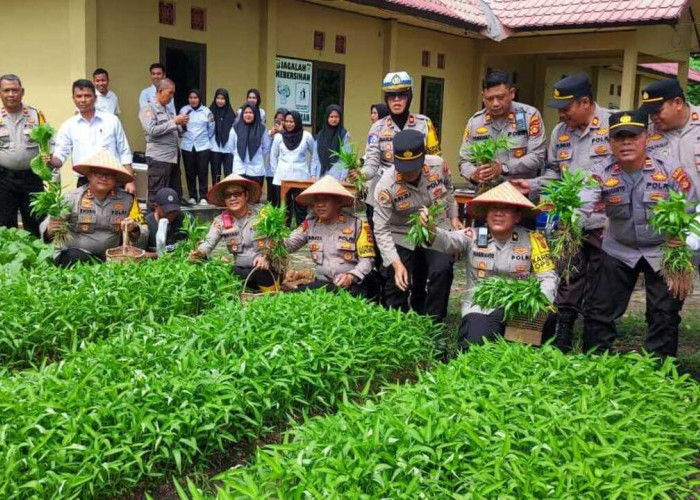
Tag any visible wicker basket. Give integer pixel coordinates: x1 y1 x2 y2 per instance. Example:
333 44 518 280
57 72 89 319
504 313 548 346
106 224 146 263
240 267 281 305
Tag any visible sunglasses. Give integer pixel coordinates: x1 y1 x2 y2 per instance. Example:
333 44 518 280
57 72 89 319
224 190 246 199
386 92 409 101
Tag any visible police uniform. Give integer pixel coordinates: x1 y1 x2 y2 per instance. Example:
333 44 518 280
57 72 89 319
458 101 546 181
139 99 182 204
362 72 441 209
581 110 698 357
641 79 700 193
285 212 375 296
431 222 558 349
0 105 46 236
373 130 458 322
539 74 613 350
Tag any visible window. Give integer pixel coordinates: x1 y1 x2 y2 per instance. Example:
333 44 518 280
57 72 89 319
420 76 444 137
422 51 431 68
159 1 175 25
335 35 346 55
191 7 206 31
314 31 325 51
437 53 445 69
609 84 615 95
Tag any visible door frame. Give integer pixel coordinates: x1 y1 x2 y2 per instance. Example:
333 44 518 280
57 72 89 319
312 61 345 134
159 37 207 103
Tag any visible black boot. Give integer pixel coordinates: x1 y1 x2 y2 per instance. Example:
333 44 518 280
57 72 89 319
554 319 575 353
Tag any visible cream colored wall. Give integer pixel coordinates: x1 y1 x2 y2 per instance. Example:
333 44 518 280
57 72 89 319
95 0 262 153
394 24 477 175
595 67 622 110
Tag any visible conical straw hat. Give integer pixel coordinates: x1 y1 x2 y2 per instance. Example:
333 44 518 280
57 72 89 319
295 175 355 207
207 173 262 206
467 181 539 219
73 150 135 184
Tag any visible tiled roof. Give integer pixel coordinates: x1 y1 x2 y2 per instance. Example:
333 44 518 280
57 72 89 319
351 0 689 32
640 62 700 83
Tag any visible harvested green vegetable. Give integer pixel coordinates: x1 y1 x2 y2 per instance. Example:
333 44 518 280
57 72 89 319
650 190 700 298
28 123 54 182
466 136 510 193
29 181 71 246
0 226 52 274
331 138 365 199
0 291 435 498
254 202 290 272
177 213 208 255
539 170 597 283
212 341 700 499
472 275 554 321
406 201 444 246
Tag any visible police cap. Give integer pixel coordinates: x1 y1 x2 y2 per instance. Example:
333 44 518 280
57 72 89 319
609 110 648 139
392 129 425 172
640 78 684 114
548 74 593 109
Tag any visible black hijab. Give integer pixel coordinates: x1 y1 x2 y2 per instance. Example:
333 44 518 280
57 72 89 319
372 103 390 120
246 88 262 108
210 88 236 148
234 103 265 160
385 90 413 129
188 89 203 110
316 105 346 176
282 111 304 150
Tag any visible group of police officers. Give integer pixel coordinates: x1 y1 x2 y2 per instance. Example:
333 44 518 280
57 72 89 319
2 66 699 357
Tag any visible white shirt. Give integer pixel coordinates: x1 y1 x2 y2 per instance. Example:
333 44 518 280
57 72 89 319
95 90 121 115
54 111 132 175
226 127 272 177
139 85 176 115
270 131 315 185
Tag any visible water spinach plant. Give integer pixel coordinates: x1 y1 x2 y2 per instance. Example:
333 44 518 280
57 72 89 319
472 275 554 321
254 202 291 272
332 138 365 199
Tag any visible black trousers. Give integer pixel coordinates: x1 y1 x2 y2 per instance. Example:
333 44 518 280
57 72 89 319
181 148 210 201
146 157 177 206
266 177 279 206
242 175 265 191
382 245 454 323
553 231 604 350
583 254 683 357
284 188 307 227
458 310 505 350
294 278 367 297
0 169 44 237
210 151 233 184
54 248 103 267
232 265 277 291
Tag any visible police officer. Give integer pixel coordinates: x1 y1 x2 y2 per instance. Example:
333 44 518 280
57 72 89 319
424 181 558 349
641 78 700 193
0 74 47 237
358 71 441 220
459 69 546 187
581 110 698 357
285 176 375 296
515 74 612 352
190 173 275 292
373 129 460 322
40 150 148 267
139 79 189 205
145 187 191 256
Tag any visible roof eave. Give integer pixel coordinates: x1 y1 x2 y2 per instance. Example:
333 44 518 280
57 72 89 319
503 17 684 34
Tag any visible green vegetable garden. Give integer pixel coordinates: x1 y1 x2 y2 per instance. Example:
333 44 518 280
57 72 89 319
1 248 700 498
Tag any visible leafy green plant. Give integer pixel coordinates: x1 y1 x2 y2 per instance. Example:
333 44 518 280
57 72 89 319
29 181 72 246
0 256 239 368
472 275 554 321
331 138 365 199
466 136 510 193
650 190 700 299
0 291 435 498
177 213 208 255
539 170 597 282
0 226 52 273
210 341 700 499
406 202 444 246
254 202 290 272
28 123 55 182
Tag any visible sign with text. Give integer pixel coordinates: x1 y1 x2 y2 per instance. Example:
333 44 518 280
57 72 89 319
275 57 313 125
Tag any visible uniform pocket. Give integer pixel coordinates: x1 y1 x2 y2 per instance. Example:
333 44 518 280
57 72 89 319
604 193 631 219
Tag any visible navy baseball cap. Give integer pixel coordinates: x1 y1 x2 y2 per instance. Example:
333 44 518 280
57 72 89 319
153 187 180 213
609 110 648 138
549 74 593 109
640 79 685 114
392 129 425 172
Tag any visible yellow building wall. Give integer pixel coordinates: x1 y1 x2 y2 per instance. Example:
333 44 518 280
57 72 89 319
595 67 622 110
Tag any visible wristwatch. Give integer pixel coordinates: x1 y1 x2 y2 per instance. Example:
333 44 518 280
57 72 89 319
501 163 510 175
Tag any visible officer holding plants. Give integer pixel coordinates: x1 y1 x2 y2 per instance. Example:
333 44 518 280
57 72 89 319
581 110 698 357
40 150 147 267
459 69 546 186
189 173 275 292
422 181 558 349
513 74 612 352
373 129 460 322
285 175 375 296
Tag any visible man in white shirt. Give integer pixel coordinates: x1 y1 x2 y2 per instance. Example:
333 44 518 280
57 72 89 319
138 63 176 115
46 79 135 194
93 68 121 116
